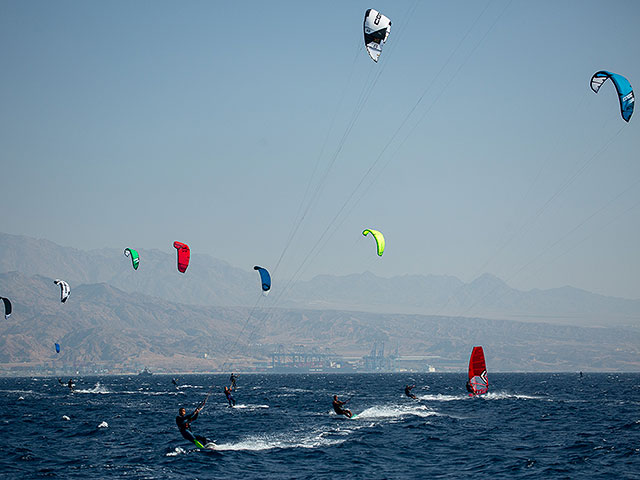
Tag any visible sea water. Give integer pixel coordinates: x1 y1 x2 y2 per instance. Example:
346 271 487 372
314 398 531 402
1 373 638 479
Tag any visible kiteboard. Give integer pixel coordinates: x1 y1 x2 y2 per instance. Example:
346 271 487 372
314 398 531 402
194 440 217 450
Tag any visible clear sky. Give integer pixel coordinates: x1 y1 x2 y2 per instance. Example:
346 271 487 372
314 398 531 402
1 1 639 299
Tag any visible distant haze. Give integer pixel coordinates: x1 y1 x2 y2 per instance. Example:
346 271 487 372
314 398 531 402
0 1 639 300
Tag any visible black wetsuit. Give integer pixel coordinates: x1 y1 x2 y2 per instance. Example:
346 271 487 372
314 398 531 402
465 381 474 393
404 385 417 399
332 399 352 418
230 374 237 390
176 409 208 446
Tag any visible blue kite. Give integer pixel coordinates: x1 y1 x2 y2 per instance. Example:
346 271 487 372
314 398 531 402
253 266 271 293
590 71 634 122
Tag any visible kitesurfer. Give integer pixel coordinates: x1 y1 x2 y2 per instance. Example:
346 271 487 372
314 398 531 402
332 395 352 418
224 386 236 407
172 378 179 388
176 403 209 448
58 378 74 392
229 373 237 390
465 380 473 394
404 384 417 399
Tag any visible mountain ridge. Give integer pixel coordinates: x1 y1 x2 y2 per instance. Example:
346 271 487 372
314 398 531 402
1 232 639 327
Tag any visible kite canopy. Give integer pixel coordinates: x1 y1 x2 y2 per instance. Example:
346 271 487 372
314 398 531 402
468 346 488 395
590 70 634 122
364 8 391 62
124 248 140 270
1 297 11 319
55 343 61 354
254 266 271 293
173 241 190 273
362 229 385 256
54 279 70 303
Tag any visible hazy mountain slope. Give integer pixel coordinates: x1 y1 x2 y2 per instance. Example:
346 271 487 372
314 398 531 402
1 232 639 327
1 272 638 372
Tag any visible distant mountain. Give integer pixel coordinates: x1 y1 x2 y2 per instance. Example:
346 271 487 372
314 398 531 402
285 272 640 326
0 232 258 307
1 232 639 327
1 272 639 373
0 271 247 371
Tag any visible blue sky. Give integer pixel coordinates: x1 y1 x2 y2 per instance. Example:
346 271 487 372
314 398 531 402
1 1 639 298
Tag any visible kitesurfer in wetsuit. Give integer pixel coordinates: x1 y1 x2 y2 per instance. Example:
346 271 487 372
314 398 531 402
224 386 236 407
176 405 209 447
58 378 74 392
404 384 417 399
332 395 352 418
172 378 179 388
230 373 237 390
465 380 473 394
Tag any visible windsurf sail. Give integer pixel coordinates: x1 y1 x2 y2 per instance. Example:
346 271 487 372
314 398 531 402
468 346 488 395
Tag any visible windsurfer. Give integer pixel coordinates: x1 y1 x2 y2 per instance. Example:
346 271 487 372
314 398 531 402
465 380 473 394
332 395 352 418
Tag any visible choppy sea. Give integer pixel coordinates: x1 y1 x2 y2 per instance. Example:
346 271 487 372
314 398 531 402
1 373 638 479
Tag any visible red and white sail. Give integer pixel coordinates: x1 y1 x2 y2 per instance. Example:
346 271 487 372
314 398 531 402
468 346 488 395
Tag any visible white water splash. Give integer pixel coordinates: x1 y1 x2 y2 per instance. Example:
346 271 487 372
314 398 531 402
232 404 269 410
482 391 548 401
166 447 187 456
75 382 111 394
355 404 438 420
418 393 466 402
214 430 347 452
97 421 108 428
